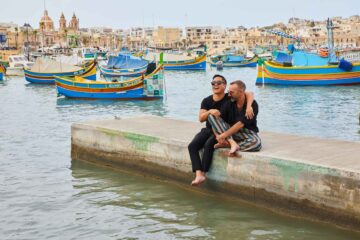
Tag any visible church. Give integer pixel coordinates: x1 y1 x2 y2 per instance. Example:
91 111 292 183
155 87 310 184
38 10 79 47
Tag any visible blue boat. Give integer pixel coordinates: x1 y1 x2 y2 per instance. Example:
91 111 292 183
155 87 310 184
209 55 258 67
99 54 148 78
0 63 5 80
256 18 360 86
55 64 165 100
162 54 206 70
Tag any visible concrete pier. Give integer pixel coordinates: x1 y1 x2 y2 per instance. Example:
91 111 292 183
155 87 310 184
71 116 360 231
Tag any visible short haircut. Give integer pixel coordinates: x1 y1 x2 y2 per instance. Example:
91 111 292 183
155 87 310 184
212 74 227 84
230 80 246 91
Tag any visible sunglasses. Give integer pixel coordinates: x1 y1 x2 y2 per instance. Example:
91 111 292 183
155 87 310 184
211 81 224 86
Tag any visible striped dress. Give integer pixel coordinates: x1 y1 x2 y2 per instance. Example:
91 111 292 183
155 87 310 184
208 100 262 152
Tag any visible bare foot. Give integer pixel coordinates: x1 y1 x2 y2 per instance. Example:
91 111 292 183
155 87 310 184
191 175 206 186
229 151 241 157
214 142 230 149
229 144 240 154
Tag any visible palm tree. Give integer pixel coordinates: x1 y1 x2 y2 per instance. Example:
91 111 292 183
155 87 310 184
33 30 38 47
39 22 45 49
14 27 19 49
64 29 68 47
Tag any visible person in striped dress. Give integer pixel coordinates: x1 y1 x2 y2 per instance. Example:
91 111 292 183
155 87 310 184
208 80 261 155
188 75 256 186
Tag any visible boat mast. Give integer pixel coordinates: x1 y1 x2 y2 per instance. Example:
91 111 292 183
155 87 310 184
326 18 337 63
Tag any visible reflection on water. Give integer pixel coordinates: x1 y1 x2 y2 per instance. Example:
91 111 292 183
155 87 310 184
70 161 360 240
0 70 359 239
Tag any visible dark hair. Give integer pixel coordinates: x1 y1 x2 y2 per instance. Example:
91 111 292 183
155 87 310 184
230 80 246 91
212 74 227 84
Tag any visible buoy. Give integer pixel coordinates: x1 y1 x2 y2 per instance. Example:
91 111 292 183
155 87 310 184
216 61 223 71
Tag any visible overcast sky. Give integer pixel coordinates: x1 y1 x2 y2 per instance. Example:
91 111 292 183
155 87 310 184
1 0 359 29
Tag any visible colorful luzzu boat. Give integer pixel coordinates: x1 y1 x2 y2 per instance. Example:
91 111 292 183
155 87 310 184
162 54 206 70
256 18 360 86
24 58 97 84
99 54 149 78
55 64 164 100
0 63 5 81
209 55 258 67
256 60 360 86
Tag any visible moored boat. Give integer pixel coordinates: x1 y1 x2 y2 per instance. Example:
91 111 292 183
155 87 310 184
6 55 34 76
55 63 164 100
256 18 360 86
256 60 360 86
162 54 206 70
24 58 96 84
0 62 5 81
99 54 149 78
209 55 258 67
145 52 206 70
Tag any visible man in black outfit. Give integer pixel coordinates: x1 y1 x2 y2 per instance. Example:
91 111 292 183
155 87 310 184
188 75 254 186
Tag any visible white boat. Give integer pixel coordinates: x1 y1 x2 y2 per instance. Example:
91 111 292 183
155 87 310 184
6 55 34 76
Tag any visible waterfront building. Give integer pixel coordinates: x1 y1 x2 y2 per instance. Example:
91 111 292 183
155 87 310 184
1 14 359 52
151 26 182 49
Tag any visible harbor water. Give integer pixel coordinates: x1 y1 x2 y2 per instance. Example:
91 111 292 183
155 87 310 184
1 67 359 239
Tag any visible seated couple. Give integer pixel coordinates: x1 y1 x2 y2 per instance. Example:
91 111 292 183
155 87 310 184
188 74 261 186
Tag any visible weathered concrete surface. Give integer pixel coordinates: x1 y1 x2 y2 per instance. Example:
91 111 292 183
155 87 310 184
71 115 360 231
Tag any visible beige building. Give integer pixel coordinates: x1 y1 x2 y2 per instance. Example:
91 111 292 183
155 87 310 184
152 26 182 48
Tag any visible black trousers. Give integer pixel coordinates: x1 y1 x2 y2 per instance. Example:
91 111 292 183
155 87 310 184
188 128 217 172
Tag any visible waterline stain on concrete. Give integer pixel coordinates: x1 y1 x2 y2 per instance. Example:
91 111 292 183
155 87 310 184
97 127 119 137
270 158 341 192
123 132 159 151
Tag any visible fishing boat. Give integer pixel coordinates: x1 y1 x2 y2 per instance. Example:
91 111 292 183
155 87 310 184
256 18 360 86
55 63 164 100
256 60 360 86
99 54 149 78
76 47 107 62
209 55 258 67
24 58 96 84
0 62 5 81
145 52 206 70
5 55 34 76
162 54 206 70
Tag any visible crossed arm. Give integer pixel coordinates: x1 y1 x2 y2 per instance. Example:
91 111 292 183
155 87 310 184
198 91 255 122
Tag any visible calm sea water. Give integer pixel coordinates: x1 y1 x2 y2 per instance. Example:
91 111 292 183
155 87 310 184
0 67 359 239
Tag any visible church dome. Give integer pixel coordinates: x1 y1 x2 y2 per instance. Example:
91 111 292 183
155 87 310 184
39 10 54 32
40 10 54 23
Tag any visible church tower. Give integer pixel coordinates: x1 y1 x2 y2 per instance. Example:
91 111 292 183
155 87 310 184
59 12 67 32
69 13 79 31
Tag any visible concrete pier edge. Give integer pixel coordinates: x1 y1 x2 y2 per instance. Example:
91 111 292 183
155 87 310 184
71 116 360 231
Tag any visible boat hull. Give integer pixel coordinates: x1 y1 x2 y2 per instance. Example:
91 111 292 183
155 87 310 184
209 56 258 68
55 65 164 100
5 67 24 76
56 84 158 99
163 55 206 70
256 61 360 86
24 62 97 84
210 61 257 67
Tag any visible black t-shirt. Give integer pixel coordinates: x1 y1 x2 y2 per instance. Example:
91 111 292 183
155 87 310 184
220 99 259 133
200 93 229 129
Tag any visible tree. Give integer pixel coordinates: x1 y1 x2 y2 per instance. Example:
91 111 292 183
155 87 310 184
14 27 19 49
40 22 45 48
33 30 38 47
64 29 68 47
